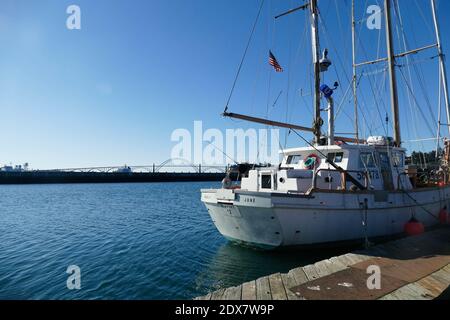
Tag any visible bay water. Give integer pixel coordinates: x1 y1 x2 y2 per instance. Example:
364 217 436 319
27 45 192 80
0 182 349 299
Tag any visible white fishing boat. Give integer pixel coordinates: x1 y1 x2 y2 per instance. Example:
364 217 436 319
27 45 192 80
201 0 450 248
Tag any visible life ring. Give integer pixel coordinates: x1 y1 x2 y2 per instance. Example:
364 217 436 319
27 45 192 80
304 154 320 170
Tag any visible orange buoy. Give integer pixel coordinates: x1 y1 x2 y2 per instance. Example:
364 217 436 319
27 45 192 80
404 218 425 236
439 207 448 224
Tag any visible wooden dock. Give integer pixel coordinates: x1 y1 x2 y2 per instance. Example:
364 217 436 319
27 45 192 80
195 227 450 300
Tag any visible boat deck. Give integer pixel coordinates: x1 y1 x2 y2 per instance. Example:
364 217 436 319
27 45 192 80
195 227 450 300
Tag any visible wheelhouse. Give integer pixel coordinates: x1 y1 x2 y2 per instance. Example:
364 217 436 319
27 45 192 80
240 142 412 194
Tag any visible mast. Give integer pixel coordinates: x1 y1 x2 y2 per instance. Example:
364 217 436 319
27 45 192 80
384 0 401 147
351 0 359 143
431 0 450 136
310 0 322 145
327 97 335 145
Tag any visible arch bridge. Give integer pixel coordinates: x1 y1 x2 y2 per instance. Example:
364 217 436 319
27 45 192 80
44 159 228 174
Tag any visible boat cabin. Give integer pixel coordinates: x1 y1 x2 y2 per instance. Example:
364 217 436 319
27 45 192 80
240 137 412 194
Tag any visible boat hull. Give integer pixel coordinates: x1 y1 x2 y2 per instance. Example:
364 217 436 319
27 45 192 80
201 187 450 248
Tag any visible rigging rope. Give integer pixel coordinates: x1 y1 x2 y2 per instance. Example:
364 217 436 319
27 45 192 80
436 59 443 155
258 0 275 164
413 0 434 36
392 2 422 164
321 1 376 137
283 0 296 147
398 67 435 136
224 0 265 113
352 0 393 135
394 0 438 147
283 8 311 147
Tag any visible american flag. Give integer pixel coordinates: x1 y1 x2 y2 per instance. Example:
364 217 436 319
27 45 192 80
269 50 283 72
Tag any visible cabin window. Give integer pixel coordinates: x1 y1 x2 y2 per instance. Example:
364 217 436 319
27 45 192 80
393 152 404 167
378 152 391 169
327 152 344 163
261 175 272 189
360 152 376 168
286 155 302 165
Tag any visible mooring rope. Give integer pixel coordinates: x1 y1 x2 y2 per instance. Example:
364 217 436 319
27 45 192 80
224 0 266 113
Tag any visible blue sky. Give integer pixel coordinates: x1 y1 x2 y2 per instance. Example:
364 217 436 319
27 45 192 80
0 0 449 169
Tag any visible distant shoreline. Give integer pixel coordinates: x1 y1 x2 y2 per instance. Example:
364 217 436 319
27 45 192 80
0 171 230 185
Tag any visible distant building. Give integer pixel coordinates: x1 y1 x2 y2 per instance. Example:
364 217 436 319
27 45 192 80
115 165 132 174
0 163 29 172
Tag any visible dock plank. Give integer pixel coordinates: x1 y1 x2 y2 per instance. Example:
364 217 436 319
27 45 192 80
195 293 212 300
268 273 288 300
332 254 355 267
417 274 449 297
281 273 300 300
324 258 347 273
242 281 257 300
404 283 435 300
211 288 226 300
442 264 450 275
390 284 427 300
302 264 320 281
430 267 450 284
256 277 272 300
222 286 242 300
344 253 370 264
328 256 347 268
379 293 400 300
289 267 308 285
313 260 333 277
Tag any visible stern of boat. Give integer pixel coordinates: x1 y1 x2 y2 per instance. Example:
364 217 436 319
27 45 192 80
201 188 283 249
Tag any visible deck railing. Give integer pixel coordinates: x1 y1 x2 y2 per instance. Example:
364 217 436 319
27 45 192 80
309 169 369 193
